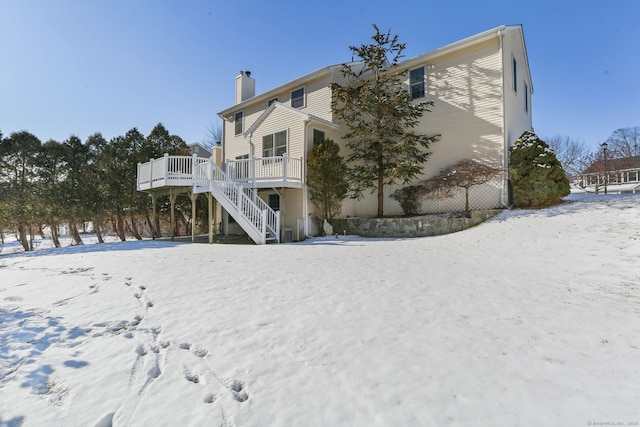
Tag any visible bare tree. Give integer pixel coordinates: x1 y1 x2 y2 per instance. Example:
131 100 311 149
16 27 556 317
604 126 640 158
545 135 589 179
203 122 222 149
419 159 501 215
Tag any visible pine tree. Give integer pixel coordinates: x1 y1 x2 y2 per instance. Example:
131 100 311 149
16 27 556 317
307 139 348 220
330 24 439 217
509 131 570 208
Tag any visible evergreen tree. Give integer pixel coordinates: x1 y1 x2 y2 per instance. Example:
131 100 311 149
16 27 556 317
307 138 348 220
509 131 570 208
0 131 42 250
330 24 439 217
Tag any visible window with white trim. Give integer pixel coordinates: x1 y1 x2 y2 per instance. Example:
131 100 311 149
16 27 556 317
409 67 425 99
234 111 243 135
262 130 287 157
291 88 305 108
524 82 529 112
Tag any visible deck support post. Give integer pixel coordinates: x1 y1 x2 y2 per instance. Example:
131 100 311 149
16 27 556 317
190 191 198 243
170 188 177 241
207 192 214 244
151 193 158 239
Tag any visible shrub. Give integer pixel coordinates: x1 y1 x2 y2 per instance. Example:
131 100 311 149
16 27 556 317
390 185 423 216
509 131 570 208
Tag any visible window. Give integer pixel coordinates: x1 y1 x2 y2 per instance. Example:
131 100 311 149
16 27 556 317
313 129 325 144
512 58 517 93
262 130 287 157
234 111 243 135
268 97 279 107
524 82 529 112
268 194 280 211
409 67 425 99
291 88 305 108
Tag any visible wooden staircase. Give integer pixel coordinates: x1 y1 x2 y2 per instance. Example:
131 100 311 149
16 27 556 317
194 160 280 245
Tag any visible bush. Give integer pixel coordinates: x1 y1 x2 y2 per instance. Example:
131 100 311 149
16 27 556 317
390 185 423 216
509 131 570 208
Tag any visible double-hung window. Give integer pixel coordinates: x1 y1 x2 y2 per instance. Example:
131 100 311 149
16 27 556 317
291 88 305 108
409 67 425 100
234 111 243 135
262 130 287 158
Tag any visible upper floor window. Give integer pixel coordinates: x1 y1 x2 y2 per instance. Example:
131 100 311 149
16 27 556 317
409 67 425 100
263 130 287 157
234 111 243 135
268 97 279 107
524 82 529 112
313 129 326 144
512 58 517 93
291 88 305 108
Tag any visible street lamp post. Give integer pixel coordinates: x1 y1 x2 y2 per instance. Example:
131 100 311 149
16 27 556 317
601 142 608 195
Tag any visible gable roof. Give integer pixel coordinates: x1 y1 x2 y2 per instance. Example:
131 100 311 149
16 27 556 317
244 102 339 138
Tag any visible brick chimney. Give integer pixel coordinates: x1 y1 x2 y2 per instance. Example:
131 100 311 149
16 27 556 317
235 71 255 104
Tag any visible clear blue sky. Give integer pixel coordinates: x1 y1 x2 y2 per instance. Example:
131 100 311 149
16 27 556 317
1 0 638 152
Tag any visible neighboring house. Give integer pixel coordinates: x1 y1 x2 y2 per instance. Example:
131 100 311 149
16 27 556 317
188 142 212 158
137 25 533 244
578 155 640 194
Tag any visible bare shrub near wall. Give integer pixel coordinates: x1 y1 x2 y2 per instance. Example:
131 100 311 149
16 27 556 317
418 160 502 215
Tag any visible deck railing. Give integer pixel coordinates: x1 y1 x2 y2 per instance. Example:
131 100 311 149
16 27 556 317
226 155 302 186
138 154 302 191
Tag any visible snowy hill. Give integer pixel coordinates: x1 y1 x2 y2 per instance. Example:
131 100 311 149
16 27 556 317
1 194 639 426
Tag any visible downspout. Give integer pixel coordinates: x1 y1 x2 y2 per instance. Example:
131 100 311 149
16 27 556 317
302 119 310 238
498 29 508 207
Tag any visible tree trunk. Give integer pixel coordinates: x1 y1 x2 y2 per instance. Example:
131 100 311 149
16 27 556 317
18 224 29 251
465 187 471 217
377 148 384 218
28 225 35 251
116 214 126 241
51 221 61 248
69 222 84 245
94 218 104 243
130 215 142 240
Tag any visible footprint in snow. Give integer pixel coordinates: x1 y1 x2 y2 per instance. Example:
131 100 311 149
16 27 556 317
231 380 249 402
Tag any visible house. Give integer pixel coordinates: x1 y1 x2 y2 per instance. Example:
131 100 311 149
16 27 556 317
578 155 640 194
136 25 533 244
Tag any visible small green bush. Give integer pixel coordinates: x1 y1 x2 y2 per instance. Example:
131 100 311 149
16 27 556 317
390 185 423 216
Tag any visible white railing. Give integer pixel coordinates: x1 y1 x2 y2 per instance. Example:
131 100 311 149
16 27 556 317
137 154 207 190
226 155 302 186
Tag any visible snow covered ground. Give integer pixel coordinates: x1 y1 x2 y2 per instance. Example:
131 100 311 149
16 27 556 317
1 194 639 426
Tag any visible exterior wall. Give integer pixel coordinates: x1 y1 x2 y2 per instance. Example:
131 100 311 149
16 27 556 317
502 28 533 147
339 37 506 217
257 188 304 240
218 26 533 235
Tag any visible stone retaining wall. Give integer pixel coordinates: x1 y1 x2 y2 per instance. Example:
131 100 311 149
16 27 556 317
329 210 502 238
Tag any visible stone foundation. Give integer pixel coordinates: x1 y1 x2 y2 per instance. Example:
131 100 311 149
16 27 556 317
329 210 501 238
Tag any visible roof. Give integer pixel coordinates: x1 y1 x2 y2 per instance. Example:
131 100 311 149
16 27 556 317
244 102 339 137
583 155 640 173
218 25 530 117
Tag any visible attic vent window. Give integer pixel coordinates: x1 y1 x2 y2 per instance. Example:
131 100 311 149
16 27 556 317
291 88 305 108
409 67 425 99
